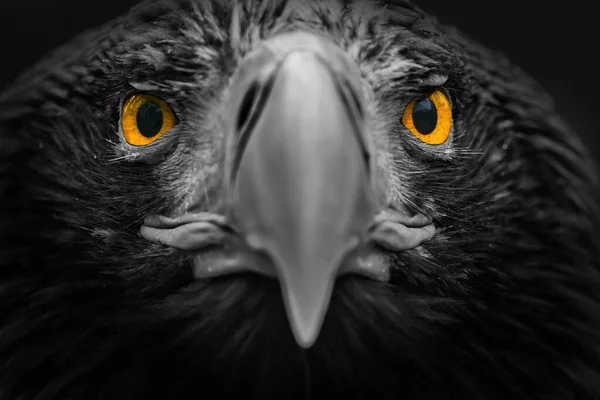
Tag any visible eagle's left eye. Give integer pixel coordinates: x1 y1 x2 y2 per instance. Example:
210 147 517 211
401 88 452 145
121 94 177 146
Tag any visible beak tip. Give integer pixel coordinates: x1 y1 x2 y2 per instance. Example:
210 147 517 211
279 275 335 349
287 306 324 349
293 328 319 349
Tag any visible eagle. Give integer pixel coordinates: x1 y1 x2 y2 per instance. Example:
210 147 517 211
1 0 599 399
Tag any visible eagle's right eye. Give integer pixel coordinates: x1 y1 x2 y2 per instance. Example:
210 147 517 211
121 94 177 146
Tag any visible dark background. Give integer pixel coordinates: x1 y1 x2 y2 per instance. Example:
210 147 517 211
0 1 597 170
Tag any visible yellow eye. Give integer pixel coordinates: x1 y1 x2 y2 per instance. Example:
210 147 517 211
401 89 452 145
121 94 177 146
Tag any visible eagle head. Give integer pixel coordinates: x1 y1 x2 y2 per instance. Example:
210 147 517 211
1 0 599 399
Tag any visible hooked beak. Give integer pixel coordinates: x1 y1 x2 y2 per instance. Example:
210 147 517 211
140 32 436 349
228 33 374 348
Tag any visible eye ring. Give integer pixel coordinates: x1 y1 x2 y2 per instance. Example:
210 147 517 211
401 88 452 145
121 93 177 146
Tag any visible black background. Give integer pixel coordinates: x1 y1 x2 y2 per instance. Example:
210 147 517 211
0 1 597 169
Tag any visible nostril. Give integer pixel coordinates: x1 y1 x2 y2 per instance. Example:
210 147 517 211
231 73 277 182
342 79 364 120
237 81 260 132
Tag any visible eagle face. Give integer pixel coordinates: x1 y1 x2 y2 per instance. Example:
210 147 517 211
1 0 599 399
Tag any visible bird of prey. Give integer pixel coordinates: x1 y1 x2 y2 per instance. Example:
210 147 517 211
1 0 599 399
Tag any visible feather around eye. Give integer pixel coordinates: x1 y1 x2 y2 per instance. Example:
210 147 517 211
121 94 177 146
402 89 452 145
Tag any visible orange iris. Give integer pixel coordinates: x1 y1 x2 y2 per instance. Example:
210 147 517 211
401 89 452 145
121 94 177 146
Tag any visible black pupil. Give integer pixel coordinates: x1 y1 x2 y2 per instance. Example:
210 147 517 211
412 98 437 135
136 101 164 138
